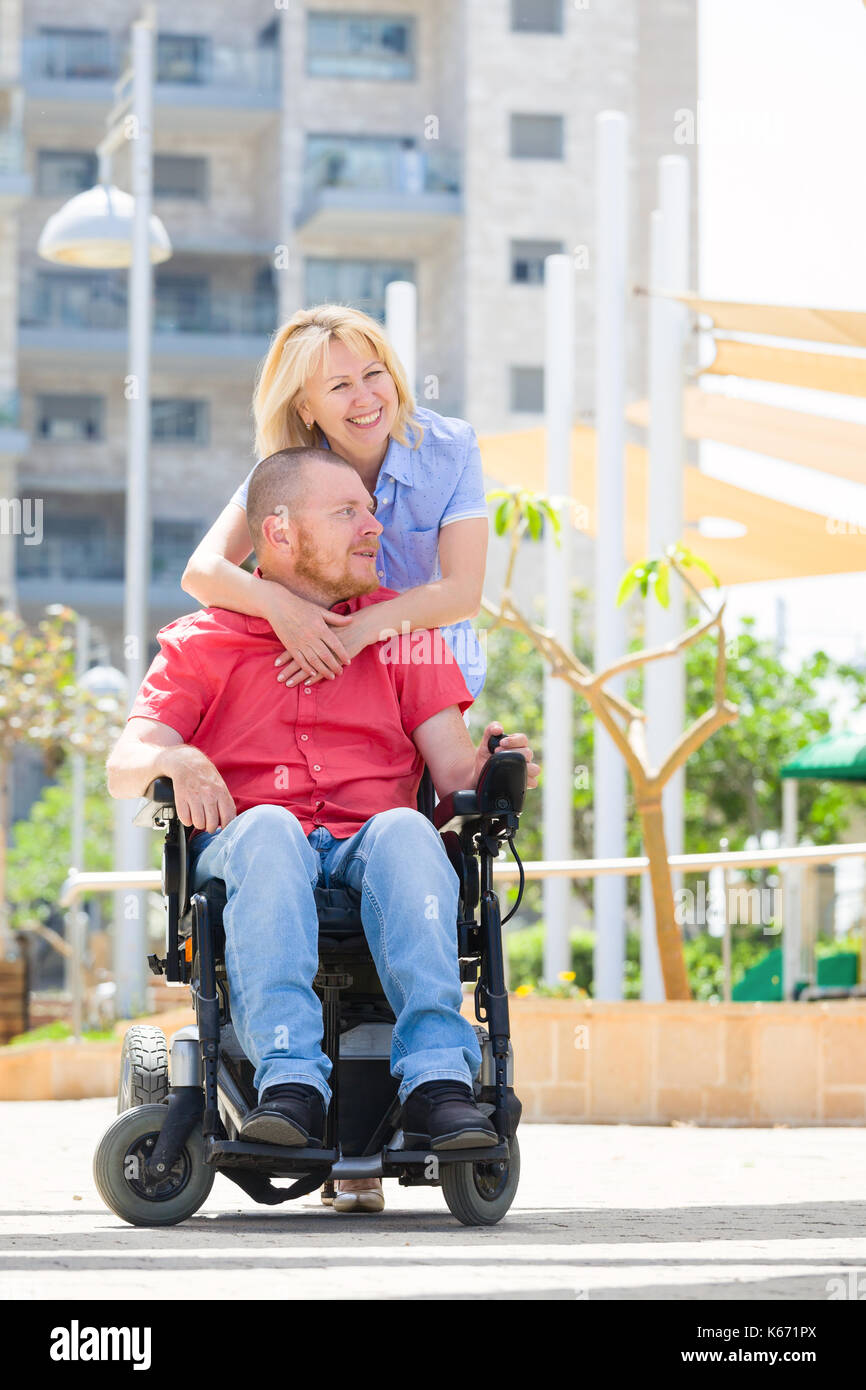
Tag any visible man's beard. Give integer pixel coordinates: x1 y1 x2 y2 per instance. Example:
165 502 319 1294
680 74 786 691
293 530 380 604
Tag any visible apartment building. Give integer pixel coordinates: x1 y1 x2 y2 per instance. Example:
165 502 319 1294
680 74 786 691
1 0 697 689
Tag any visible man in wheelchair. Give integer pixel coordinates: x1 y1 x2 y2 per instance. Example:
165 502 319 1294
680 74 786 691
106 447 539 1200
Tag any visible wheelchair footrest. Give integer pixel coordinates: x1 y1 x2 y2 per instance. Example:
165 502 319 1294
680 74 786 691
382 1142 509 1168
206 1137 338 1171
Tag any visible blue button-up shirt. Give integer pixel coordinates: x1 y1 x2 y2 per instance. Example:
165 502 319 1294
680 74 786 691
229 406 488 696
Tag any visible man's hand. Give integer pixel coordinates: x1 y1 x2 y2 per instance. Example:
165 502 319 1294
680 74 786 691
472 721 540 790
162 745 237 832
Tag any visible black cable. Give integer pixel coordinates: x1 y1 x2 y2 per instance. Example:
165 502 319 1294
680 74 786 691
500 833 525 924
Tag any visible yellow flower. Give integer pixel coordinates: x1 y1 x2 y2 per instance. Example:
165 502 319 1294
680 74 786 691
558 970 576 982
514 984 533 996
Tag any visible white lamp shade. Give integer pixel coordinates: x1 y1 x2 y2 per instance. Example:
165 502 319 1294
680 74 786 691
80 664 128 698
37 184 172 269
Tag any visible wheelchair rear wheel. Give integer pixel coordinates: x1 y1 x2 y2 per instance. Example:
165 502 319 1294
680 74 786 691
117 1025 169 1113
94 1104 214 1227
440 1134 520 1226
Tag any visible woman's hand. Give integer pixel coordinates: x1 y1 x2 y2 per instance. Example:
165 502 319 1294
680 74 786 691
264 584 354 683
277 607 378 687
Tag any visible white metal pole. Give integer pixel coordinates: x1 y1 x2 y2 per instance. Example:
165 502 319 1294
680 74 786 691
593 111 628 999
116 10 155 1020
782 776 802 998
385 280 418 401
642 157 690 1000
68 616 89 1023
542 253 574 985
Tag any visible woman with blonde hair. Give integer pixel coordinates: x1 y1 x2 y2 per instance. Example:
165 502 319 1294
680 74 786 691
181 303 491 1213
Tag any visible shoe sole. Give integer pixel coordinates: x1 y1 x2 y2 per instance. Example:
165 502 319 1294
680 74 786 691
239 1113 321 1148
403 1128 499 1152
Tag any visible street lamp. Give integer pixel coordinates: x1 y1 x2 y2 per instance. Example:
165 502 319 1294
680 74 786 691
37 4 167 1019
37 182 171 268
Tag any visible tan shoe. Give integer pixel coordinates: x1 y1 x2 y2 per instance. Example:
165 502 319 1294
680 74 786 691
332 1179 385 1214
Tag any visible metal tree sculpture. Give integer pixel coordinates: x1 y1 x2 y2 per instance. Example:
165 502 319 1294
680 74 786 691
484 488 739 1000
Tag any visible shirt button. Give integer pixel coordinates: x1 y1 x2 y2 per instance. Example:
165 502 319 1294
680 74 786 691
313 764 321 772
303 686 311 695
378 569 384 578
300 734 308 741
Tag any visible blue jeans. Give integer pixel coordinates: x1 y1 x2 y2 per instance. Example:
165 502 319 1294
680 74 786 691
188 804 482 1108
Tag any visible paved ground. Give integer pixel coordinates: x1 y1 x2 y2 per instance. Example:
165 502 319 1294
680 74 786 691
2 1101 866 1300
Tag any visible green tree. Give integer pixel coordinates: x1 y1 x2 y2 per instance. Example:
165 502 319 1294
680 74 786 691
0 605 125 951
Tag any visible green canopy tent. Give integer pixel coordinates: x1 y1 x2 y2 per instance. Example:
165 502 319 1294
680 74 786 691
781 730 866 784
776 731 866 999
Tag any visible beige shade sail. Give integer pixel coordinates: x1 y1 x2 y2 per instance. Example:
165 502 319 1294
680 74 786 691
627 388 866 486
673 294 866 350
479 424 866 589
703 340 866 397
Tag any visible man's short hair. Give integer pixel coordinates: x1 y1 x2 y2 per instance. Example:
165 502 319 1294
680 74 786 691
245 446 355 552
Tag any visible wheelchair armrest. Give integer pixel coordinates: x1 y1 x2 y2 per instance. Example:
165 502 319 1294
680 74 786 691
433 749 527 834
433 789 481 834
132 776 178 829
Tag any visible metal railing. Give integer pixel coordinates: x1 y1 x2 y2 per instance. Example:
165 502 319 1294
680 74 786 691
23 35 279 91
17 536 201 583
19 281 276 336
303 144 460 200
58 840 866 1039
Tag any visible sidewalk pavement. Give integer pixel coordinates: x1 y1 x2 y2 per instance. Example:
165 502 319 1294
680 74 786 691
1 1100 866 1300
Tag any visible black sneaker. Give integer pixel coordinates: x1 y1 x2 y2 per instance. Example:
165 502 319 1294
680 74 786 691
239 1083 325 1148
402 1080 498 1151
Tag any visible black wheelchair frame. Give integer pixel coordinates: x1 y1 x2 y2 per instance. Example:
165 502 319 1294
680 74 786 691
94 737 527 1226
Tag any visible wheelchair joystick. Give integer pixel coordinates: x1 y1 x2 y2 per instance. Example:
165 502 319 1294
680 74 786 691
487 733 505 754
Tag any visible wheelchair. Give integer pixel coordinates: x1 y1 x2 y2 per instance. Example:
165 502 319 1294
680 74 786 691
93 734 527 1227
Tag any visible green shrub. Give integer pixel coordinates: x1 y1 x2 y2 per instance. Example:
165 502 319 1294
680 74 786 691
507 925 779 1002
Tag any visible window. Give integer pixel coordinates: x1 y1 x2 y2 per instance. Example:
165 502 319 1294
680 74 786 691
154 275 210 332
36 27 114 80
304 258 415 323
16 513 116 581
37 150 97 197
153 155 208 200
157 34 210 84
511 238 564 284
510 0 564 33
510 367 545 413
307 13 415 80
152 520 204 580
35 394 104 441
26 271 126 330
151 399 208 444
510 113 564 159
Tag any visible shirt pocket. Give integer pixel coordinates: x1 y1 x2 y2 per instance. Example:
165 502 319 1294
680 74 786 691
402 525 440 582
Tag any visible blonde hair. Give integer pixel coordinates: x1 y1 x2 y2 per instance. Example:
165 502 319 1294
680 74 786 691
252 303 424 461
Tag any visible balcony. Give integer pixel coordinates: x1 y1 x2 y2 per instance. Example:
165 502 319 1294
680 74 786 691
0 390 29 457
22 34 280 131
295 141 462 244
15 523 200 617
18 278 276 370
0 127 31 205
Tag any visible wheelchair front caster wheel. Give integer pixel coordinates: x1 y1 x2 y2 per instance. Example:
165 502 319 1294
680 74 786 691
93 1103 214 1227
440 1134 520 1227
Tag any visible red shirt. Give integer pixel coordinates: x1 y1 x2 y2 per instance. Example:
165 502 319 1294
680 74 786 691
127 583 473 839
